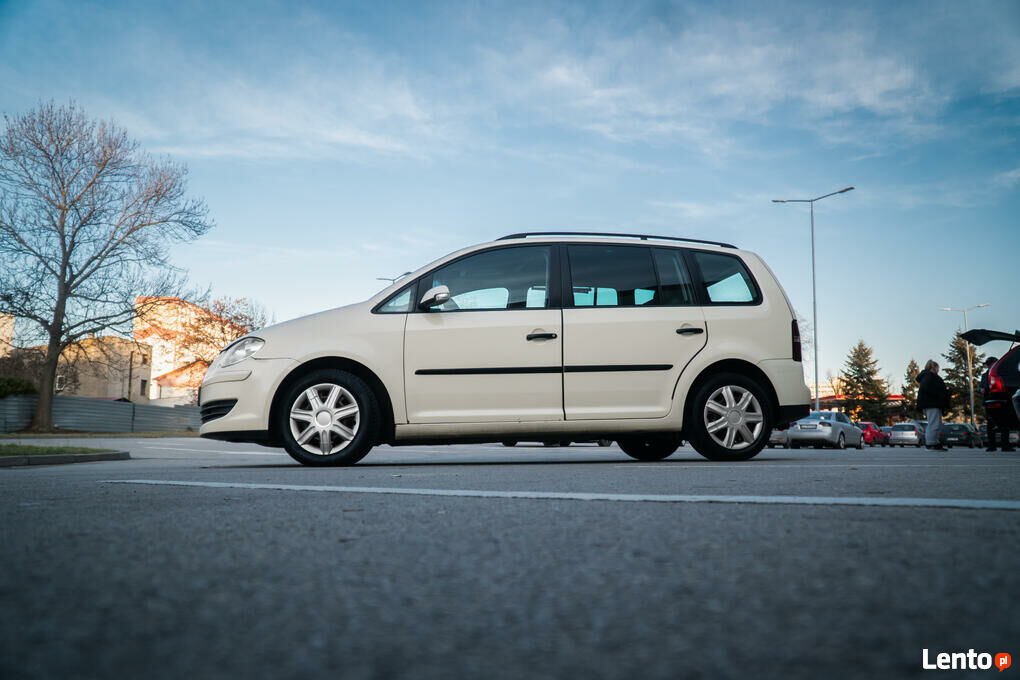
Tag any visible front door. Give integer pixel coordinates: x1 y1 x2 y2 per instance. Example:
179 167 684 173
404 244 563 423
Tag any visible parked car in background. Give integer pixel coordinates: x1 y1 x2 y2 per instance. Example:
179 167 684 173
917 421 951 448
856 421 888 446
943 423 982 448
889 422 924 447
787 411 865 450
767 428 788 448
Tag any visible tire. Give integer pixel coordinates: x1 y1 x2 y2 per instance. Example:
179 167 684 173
856 434 864 449
501 441 517 447
790 442 800 449
543 441 557 447
597 439 613 447
685 372 771 462
277 369 379 466
618 433 682 461
835 433 846 450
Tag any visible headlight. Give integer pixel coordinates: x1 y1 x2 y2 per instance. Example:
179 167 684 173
219 337 264 367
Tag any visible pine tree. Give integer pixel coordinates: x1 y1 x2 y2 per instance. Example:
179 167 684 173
901 359 920 420
840 340 890 424
941 332 985 423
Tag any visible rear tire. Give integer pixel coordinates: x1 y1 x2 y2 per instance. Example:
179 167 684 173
618 434 682 461
835 433 846 450
686 372 772 462
597 439 613 447
277 369 379 466
501 441 517 447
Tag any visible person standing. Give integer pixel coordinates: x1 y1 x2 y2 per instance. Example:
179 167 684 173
980 356 1015 452
916 359 949 451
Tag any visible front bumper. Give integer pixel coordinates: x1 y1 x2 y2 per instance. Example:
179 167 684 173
199 358 298 440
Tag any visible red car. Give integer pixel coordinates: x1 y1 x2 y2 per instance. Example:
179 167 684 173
856 422 888 446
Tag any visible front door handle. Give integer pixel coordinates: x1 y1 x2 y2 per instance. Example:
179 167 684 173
527 332 558 341
676 327 704 335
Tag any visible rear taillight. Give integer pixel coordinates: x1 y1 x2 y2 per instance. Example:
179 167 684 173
988 367 1005 394
792 319 802 362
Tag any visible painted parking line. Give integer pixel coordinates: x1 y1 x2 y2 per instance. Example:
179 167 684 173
100 480 1020 511
142 446 286 456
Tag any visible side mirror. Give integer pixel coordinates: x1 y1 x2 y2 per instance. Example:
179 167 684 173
419 285 451 310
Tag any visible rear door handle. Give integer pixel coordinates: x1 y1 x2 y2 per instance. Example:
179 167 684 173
676 327 704 335
527 332 558 341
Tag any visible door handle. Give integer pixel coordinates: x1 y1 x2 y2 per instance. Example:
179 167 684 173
527 332 558 341
676 327 704 335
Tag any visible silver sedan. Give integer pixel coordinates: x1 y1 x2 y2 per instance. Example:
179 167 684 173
787 411 865 450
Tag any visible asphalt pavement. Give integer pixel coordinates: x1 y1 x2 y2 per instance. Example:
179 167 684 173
1 437 1017 680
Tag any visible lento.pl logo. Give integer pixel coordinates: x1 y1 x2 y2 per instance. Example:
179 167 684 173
921 649 1011 671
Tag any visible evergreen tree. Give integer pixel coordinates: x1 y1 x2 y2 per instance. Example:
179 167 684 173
941 332 985 423
840 340 890 424
901 359 920 420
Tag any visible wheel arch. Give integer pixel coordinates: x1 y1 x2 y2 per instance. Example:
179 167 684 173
269 357 397 445
681 359 780 428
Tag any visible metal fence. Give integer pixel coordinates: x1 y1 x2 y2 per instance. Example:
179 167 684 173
1 394 200 433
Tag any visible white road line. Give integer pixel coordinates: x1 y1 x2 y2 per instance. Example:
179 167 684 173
100 480 1020 511
142 446 286 456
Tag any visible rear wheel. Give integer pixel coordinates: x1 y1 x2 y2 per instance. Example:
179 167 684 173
835 433 846 450
597 439 613 447
618 434 682 461
501 441 517 447
686 372 771 462
277 369 379 466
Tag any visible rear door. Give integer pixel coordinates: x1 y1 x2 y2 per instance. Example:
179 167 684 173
561 244 706 419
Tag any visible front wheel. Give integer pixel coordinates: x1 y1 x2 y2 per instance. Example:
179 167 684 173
277 369 379 466
686 373 771 462
618 434 682 461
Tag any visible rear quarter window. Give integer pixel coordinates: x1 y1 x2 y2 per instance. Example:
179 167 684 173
689 251 761 304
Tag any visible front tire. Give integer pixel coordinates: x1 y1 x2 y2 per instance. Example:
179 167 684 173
686 373 771 462
277 369 379 466
618 434 682 461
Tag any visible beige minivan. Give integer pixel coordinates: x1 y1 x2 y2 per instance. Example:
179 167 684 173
199 232 810 465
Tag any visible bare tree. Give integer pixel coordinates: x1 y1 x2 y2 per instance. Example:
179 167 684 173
178 296 269 364
0 102 212 429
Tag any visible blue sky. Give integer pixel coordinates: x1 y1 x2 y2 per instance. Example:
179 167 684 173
2 0 1018 393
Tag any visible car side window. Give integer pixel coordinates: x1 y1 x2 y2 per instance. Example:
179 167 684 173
426 245 551 312
690 251 759 304
377 284 413 313
652 248 697 305
568 245 657 307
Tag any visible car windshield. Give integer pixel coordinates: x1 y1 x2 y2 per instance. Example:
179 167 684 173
806 412 836 420
944 424 966 431
892 424 915 431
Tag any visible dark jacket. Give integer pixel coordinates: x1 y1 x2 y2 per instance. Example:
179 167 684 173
916 369 949 411
979 369 991 400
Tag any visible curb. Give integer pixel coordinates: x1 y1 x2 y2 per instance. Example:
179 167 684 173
0 451 131 467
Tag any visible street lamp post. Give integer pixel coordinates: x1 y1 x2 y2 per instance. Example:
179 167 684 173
773 186 855 411
941 304 989 428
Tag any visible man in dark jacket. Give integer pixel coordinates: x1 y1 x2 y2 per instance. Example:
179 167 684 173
916 359 949 451
980 356 1015 452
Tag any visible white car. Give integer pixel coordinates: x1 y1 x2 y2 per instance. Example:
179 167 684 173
200 232 811 465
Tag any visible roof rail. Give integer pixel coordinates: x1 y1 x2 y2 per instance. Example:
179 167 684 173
497 231 737 249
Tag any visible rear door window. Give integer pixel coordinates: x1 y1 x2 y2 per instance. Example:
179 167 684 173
652 248 697 305
567 245 658 307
